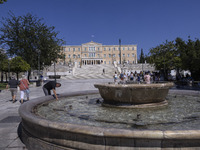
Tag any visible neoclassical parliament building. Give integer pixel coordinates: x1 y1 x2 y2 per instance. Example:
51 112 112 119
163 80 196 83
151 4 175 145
62 41 137 66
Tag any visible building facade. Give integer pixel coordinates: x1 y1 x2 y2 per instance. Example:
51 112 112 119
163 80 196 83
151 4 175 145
62 41 137 66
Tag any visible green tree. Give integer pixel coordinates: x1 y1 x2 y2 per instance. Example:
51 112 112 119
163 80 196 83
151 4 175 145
175 37 200 80
10 56 30 80
148 40 180 80
138 48 145 63
0 12 65 79
0 48 8 82
0 0 7 4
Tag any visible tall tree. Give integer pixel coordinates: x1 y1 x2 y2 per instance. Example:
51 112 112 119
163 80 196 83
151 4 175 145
0 48 8 82
175 37 200 80
0 12 65 79
148 40 180 80
0 0 7 4
139 48 145 63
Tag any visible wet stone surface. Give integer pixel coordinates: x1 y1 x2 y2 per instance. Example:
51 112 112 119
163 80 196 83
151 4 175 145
35 93 200 130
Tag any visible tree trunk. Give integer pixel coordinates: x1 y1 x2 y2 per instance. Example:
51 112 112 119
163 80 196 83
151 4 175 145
1 71 3 83
5 72 8 82
17 72 19 81
27 70 31 81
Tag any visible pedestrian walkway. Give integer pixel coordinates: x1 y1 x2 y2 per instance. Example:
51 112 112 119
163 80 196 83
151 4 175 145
0 78 113 150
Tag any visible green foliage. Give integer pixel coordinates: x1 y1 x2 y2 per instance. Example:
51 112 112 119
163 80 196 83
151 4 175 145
0 12 65 70
10 56 30 73
138 48 145 63
0 49 8 71
0 83 7 90
148 40 181 80
148 37 200 80
175 37 200 80
0 0 7 4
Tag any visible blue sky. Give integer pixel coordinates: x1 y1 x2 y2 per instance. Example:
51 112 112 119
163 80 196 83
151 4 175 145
1 0 200 57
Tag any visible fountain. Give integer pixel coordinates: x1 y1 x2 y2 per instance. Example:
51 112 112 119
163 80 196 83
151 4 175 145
18 82 200 150
94 82 174 108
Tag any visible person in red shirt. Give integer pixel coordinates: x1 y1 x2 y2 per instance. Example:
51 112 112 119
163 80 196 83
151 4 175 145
19 75 30 104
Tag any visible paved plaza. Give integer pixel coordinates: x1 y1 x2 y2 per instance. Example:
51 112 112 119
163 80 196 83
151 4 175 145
0 78 113 150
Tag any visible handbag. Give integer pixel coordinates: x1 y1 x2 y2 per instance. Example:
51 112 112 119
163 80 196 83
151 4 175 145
21 80 29 93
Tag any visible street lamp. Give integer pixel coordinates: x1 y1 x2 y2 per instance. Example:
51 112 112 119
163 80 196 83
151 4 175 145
36 49 41 79
119 39 121 65
54 61 56 82
8 58 11 80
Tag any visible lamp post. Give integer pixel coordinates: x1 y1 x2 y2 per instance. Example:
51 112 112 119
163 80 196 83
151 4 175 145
36 49 41 80
8 58 10 80
54 61 56 82
119 39 121 65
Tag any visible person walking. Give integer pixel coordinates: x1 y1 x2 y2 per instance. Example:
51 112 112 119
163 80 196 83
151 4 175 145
19 75 30 104
43 81 61 100
144 72 151 84
113 71 118 83
6 75 19 103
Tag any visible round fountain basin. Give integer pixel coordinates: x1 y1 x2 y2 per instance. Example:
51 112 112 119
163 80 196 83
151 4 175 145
18 90 200 150
94 82 174 105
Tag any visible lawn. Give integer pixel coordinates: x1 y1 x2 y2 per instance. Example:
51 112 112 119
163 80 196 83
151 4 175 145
0 83 7 90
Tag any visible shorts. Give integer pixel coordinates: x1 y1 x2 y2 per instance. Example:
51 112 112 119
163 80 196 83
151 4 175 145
10 88 17 96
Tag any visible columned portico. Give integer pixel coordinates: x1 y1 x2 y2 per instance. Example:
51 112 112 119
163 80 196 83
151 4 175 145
82 59 103 65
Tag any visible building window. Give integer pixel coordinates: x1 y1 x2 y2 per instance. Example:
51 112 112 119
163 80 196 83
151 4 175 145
123 54 125 57
89 47 95 51
73 54 76 58
63 48 66 52
98 48 100 51
109 48 111 51
78 48 80 51
123 47 125 50
68 54 70 58
104 61 106 64
128 47 129 50
132 53 135 57
104 48 106 51
113 47 115 51
78 54 80 58
109 61 111 64
127 54 130 57
84 54 86 57
132 47 134 50
85 48 87 51
118 54 120 57
97 54 100 58
113 54 116 57
73 48 75 52
109 54 111 58
104 54 106 58
68 48 70 52
89 53 96 57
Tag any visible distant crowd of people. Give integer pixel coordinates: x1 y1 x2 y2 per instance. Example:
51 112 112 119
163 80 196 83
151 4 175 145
113 71 163 84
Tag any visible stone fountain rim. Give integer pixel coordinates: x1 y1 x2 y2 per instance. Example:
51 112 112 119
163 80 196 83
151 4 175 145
94 82 174 89
19 89 200 140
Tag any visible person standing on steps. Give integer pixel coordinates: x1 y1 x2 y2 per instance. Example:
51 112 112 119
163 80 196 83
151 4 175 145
19 75 30 104
102 68 105 75
42 81 61 100
6 75 19 103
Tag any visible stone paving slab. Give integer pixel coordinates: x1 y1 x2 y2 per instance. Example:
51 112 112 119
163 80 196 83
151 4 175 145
0 78 112 150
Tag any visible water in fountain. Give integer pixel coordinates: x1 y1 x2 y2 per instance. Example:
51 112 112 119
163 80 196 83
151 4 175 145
35 92 200 130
